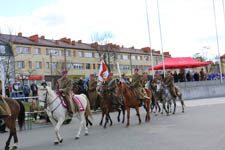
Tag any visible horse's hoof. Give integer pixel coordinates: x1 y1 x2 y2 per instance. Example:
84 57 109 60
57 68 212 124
59 139 63 143
4 147 9 150
85 133 88 136
75 137 79 140
54 141 59 145
12 146 18 150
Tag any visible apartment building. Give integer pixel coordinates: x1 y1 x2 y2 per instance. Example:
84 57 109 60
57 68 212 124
0 33 171 82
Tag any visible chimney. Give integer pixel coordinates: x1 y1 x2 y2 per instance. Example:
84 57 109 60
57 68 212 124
131 46 134 49
29 34 39 43
91 42 98 49
60 37 71 44
40 35 45 40
56 40 59 45
155 50 160 54
72 40 76 45
78 40 82 44
163 52 170 56
141 47 150 53
18 32 22 37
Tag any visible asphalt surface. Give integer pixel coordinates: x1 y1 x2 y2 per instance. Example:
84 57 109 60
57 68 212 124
1 97 225 150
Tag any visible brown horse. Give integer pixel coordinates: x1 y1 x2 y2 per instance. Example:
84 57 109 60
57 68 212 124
99 81 125 128
0 96 25 150
116 81 152 127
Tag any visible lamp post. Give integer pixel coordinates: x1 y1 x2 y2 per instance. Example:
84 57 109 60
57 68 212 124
50 51 53 88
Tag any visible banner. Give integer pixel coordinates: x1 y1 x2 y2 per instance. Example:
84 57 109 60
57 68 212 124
98 58 109 81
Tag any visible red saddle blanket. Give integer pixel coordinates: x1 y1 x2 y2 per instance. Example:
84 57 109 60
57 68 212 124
56 91 85 112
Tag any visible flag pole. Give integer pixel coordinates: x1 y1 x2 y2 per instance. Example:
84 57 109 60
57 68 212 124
212 0 223 83
156 0 166 77
145 0 155 78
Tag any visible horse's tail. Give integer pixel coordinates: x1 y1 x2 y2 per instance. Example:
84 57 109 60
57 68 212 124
16 100 25 131
81 94 93 121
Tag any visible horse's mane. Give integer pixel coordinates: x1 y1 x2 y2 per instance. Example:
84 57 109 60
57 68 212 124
122 82 136 97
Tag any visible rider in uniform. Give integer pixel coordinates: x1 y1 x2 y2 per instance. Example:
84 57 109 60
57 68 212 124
107 73 122 108
57 71 75 117
0 95 11 118
163 71 177 97
130 68 150 102
151 72 162 89
88 74 98 110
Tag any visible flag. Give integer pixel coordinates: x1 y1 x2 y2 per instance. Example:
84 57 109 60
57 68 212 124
117 62 121 78
98 58 109 81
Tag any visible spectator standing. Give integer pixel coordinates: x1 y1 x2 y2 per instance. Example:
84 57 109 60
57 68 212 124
23 82 30 102
173 71 179 82
186 71 191 81
12 79 21 97
200 68 205 80
194 72 200 81
30 81 38 100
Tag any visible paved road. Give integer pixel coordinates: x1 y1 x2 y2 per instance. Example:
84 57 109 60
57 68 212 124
1 97 225 150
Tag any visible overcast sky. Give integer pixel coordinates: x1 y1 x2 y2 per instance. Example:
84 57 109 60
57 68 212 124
0 0 225 60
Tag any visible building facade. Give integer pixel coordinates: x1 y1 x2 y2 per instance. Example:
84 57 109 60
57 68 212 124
0 33 171 82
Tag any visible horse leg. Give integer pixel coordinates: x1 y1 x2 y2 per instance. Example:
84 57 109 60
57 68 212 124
108 114 113 126
135 107 141 125
54 118 64 144
99 112 104 126
173 99 176 114
162 101 169 116
143 99 150 122
75 113 85 139
178 94 185 113
122 105 125 124
12 130 18 150
5 130 13 150
82 112 89 136
126 107 130 127
104 113 109 128
117 108 121 122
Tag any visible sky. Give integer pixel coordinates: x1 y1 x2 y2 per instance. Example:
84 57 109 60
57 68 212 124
0 0 225 61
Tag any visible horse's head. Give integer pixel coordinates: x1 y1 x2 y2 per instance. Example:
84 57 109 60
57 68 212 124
156 80 162 92
38 85 50 107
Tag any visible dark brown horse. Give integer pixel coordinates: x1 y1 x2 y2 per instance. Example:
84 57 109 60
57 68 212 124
116 81 152 127
0 96 25 150
99 81 125 128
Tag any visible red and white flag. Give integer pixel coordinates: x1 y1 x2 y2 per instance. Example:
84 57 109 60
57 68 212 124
98 58 109 81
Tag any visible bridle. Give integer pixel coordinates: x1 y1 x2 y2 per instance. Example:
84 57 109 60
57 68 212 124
39 89 58 108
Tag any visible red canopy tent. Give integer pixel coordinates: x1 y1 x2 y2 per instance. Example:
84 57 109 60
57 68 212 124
148 57 212 70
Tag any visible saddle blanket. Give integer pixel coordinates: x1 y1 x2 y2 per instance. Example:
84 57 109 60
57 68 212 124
57 91 85 112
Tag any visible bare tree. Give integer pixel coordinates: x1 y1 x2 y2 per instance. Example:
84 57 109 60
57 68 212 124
91 32 119 73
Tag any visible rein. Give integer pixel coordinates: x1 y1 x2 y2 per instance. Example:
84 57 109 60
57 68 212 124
40 90 59 109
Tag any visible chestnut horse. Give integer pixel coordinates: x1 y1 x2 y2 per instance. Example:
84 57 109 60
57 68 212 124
116 81 152 127
99 81 125 128
0 96 25 150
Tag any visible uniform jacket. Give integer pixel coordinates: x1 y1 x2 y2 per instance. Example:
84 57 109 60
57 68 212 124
131 73 143 88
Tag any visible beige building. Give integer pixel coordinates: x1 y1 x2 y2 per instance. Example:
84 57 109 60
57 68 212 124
0 33 171 82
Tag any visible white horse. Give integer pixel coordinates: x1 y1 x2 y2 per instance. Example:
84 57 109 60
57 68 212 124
38 86 92 144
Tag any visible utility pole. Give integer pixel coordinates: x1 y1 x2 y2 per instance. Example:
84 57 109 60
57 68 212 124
50 52 53 87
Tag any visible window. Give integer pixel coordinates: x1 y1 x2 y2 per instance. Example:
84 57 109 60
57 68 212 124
46 49 62 56
52 62 58 69
144 56 148 61
95 53 100 58
93 64 96 70
144 65 151 70
0 45 6 54
35 62 42 69
73 63 84 69
131 55 136 60
73 51 76 57
98 64 101 69
78 51 83 57
117 54 121 59
66 50 71 56
34 48 41 55
28 61 32 69
137 56 141 60
85 52 92 57
86 63 91 69
17 61 24 69
120 65 130 70
16 47 30 54
123 55 129 60
46 62 49 69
